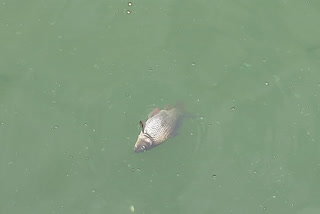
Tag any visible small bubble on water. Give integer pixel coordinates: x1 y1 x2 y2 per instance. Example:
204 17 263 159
265 82 269 86
86 157 89 160
131 168 135 172
92 189 96 193
176 173 180 176
84 123 88 126
231 107 235 112
128 2 132 6
126 10 131 14
191 62 196 66
190 132 194 136
212 174 217 178
69 155 73 159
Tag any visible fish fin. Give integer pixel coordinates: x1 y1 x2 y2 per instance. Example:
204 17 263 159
139 120 146 133
165 104 172 110
148 108 160 118
168 131 179 138
175 102 184 111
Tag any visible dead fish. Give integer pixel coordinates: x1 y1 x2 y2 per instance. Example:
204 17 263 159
134 104 184 152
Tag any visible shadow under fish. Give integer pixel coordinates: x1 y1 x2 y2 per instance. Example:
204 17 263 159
134 104 185 152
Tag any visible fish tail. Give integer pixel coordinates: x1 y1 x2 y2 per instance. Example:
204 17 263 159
175 101 184 111
175 102 195 119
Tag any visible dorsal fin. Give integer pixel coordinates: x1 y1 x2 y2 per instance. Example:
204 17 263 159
148 107 160 118
139 120 146 133
165 104 172 110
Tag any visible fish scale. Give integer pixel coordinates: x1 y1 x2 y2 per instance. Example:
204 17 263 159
144 110 178 142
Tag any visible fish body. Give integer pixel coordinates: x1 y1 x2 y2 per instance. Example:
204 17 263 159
134 104 184 152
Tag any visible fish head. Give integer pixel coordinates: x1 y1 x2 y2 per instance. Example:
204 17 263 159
134 132 154 153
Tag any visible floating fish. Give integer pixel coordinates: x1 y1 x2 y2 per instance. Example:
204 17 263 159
134 104 184 152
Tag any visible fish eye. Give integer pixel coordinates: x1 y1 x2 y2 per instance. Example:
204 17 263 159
141 145 146 150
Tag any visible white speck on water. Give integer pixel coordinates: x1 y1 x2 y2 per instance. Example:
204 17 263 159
265 82 269 86
242 63 251 67
130 205 135 212
128 2 132 6
126 10 131 14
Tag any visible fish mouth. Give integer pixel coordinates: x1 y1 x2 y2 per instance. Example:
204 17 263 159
134 133 154 152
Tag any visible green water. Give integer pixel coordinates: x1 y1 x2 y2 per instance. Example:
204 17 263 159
1 0 320 213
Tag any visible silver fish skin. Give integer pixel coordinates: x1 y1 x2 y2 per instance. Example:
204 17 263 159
134 105 184 153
